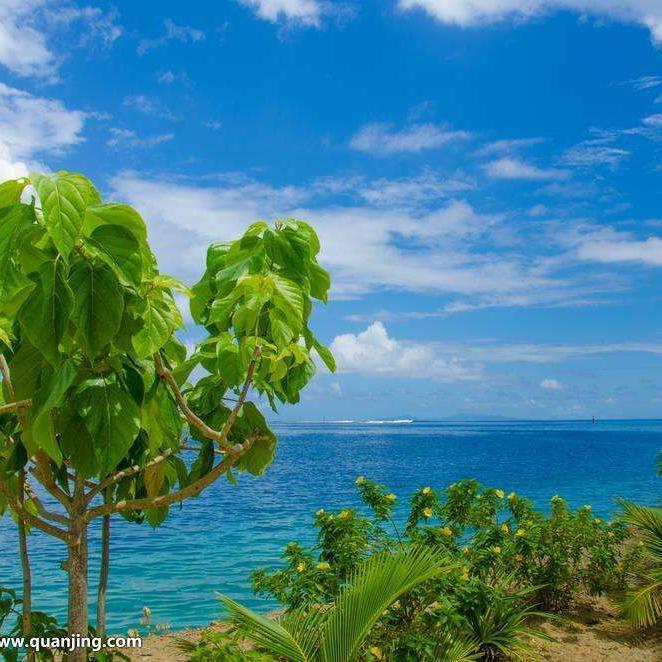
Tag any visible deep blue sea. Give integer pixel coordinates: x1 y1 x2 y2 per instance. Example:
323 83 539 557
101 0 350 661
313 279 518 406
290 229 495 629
1 420 660 634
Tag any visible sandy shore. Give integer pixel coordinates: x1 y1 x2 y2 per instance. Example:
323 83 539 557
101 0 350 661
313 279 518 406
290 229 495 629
128 596 662 661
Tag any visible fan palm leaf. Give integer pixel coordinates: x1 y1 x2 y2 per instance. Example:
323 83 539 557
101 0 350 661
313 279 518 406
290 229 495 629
619 500 662 627
219 545 452 662
320 545 452 661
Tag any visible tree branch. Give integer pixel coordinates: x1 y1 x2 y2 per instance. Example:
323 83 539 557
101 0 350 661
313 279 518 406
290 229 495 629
23 482 69 525
0 478 69 541
87 346 262 520
153 345 261 454
85 450 177 506
0 399 32 415
85 438 254 521
28 462 72 511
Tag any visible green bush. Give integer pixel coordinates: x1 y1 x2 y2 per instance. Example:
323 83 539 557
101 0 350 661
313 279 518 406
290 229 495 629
250 477 637 660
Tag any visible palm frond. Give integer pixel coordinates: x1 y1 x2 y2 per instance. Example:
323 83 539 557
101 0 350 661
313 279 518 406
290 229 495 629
320 545 452 662
432 633 481 661
620 578 662 628
620 500 662 561
218 594 314 662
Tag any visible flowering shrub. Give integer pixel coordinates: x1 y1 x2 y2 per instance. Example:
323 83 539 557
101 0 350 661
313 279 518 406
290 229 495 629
251 477 639 659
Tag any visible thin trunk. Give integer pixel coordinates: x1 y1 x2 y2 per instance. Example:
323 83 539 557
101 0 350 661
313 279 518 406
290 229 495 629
67 476 89 662
18 468 34 662
96 490 111 638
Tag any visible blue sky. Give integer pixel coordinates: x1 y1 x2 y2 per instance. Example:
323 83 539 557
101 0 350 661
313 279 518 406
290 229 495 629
0 0 661 420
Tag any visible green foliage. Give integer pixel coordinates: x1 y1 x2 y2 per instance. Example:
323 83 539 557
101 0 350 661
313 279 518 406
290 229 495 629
0 587 67 661
250 477 637 661
221 546 452 662
0 171 332 526
175 630 275 661
619 501 662 627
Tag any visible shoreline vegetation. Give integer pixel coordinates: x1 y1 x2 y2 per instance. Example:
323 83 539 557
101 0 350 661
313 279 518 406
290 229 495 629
121 475 662 661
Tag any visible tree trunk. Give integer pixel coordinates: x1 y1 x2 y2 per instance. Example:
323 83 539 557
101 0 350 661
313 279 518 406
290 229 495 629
96 507 111 637
18 469 34 662
67 517 89 662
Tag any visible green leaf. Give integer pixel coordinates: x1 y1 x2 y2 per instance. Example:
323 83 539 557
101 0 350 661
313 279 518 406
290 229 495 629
216 334 242 387
87 224 142 286
272 276 304 329
69 260 124 358
142 384 182 453
0 179 28 208
234 402 277 476
309 264 330 303
24 358 78 462
313 340 336 372
0 204 35 296
8 340 43 400
75 375 141 474
187 440 215 485
35 172 100 258
132 291 181 358
18 259 73 366
58 407 99 478
144 462 166 497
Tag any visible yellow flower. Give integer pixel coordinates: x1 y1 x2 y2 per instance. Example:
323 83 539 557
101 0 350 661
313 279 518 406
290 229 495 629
423 507 433 518
316 562 330 571
422 486 432 494
460 568 470 581
516 529 526 537
462 546 470 554
386 493 397 501
441 526 453 537
296 562 306 572
355 476 366 485
316 508 325 517
594 518 602 524
495 489 505 499
508 492 516 501
501 523 509 534
639 540 645 546
490 546 501 554
369 647 383 660
339 509 351 520
326 514 335 521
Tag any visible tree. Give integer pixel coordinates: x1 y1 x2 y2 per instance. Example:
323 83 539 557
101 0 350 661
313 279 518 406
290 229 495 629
0 171 334 661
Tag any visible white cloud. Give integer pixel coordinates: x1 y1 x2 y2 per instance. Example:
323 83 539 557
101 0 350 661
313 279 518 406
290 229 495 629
0 1 121 79
577 236 662 266
350 122 470 156
0 1 56 78
483 157 570 180
0 82 87 177
474 137 545 157
106 128 174 149
560 140 630 168
330 322 482 381
540 378 562 390
137 19 205 55
236 0 325 26
643 113 662 126
123 95 176 120
398 1 662 47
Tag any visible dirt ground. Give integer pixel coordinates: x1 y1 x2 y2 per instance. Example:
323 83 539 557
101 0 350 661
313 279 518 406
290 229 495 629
129 596 662 661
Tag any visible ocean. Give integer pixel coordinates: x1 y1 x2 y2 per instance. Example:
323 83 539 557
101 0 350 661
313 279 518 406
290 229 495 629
0 419 660 634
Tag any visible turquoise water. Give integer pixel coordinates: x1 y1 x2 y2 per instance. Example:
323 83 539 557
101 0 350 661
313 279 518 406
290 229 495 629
1 420 660 634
